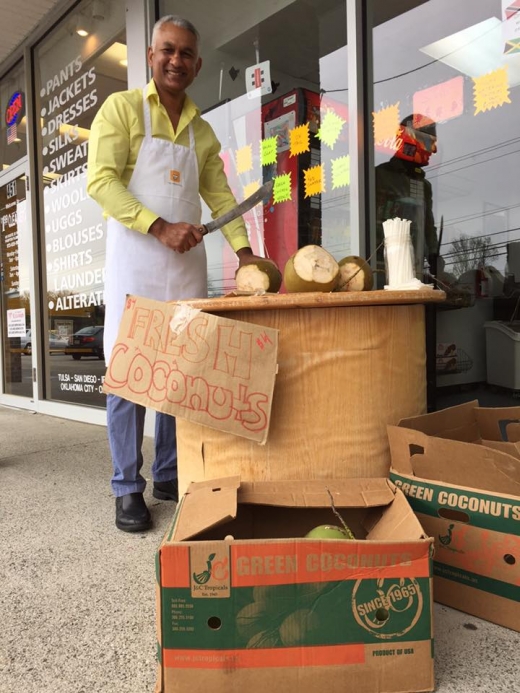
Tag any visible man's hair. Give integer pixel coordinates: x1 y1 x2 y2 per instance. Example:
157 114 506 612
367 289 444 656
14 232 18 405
151 15 200 48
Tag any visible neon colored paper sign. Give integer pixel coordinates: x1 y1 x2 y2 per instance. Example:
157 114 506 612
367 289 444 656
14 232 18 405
304 164 324 198
317 110 346 149
273 173 292 204
243 180 261 200
373 102 400 154
473 67 512 115
413 77 464 124
261 136 278 166
236 145 253 174
289 123 310 157
331 155 350 189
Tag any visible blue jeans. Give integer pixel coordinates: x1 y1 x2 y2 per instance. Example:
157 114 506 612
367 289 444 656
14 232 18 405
107 394 177 497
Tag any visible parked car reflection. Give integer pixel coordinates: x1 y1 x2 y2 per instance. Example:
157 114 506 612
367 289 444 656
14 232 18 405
65 326 104 360
21 329 69 355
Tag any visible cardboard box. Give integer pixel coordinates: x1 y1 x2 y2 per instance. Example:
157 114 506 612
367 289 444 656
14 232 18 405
388 400 520 631
155 477 434 693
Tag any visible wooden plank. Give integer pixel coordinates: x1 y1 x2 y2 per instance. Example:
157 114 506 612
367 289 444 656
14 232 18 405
173 289 446 313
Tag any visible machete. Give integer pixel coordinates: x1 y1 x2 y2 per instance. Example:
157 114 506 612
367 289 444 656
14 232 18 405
200 179 273 235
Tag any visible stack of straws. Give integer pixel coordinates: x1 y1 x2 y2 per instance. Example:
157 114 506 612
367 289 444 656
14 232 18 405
382 217 430 290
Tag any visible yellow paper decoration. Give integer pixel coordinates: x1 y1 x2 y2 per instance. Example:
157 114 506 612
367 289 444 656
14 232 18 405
236 145 253 174
304 164 324 198
473 67 511 115
289 123 310 157
331 155 350 189
316 110 346 149
373 103 400 144
261 136 278 166
273 173 292 204
243 180 261 199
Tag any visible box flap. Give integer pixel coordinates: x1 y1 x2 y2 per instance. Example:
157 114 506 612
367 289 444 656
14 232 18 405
409 438 520 495
366 487 429 542
236 478 396 508
387 425 430 474
473 406 520 441
482 439 520 459
172 476 241 541
397 399 479 438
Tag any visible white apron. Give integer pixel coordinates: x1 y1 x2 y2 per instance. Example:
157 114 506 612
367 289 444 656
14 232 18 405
104 91 207 363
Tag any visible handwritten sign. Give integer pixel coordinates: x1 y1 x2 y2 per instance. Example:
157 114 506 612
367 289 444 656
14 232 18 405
103 295 279 444
273 172 292 203
473 67 511 115
289 122 310 157
303 164 324 197
316 110 346 149
261 136 278 166
331 155 350 189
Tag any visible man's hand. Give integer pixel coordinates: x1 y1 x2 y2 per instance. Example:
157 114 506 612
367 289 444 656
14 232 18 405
148 218 204 253
236 247 280 271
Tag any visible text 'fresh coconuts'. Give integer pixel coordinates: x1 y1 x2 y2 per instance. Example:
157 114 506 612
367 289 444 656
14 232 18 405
235 259 282 293
284 245 339 293
336 256 374 292
305 524 355 540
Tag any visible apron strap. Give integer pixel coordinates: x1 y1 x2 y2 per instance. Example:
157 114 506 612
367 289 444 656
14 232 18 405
142 89 195 149
143 87 152 138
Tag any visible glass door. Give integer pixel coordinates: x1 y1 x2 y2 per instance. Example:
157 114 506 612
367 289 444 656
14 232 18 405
0 160 34 401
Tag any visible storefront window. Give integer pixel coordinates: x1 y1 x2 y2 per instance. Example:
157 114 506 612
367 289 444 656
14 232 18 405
372 0 520 407
0 61 28 171
0 173 31 396
159 0 350 294
33 0 126 407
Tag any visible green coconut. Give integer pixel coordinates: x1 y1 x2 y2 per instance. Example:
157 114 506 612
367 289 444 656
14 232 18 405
283 245 339 293
336 255 374 292
305 524 355 540
235 259 282 293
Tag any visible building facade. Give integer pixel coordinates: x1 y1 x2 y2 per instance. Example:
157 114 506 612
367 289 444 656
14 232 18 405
1 0 519 427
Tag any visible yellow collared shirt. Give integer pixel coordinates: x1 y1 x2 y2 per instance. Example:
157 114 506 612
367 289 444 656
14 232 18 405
87 79 249 251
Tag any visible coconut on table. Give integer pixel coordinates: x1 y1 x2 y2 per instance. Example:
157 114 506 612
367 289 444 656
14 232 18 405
175 289 445 494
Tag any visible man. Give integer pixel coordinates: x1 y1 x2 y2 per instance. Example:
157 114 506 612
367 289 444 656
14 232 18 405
375 114 438 285
87 15 273 533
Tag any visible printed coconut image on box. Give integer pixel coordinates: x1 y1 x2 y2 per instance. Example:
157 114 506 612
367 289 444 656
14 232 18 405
388 400 520 632
155 477 434 693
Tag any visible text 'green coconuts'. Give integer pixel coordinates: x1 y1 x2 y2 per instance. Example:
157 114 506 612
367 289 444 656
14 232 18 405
336 256 374 292
283 245 339 292
305 524 355 540
235 259 282 293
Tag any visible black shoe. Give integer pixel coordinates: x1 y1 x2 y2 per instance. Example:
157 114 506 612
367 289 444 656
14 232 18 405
115 493 152 532
153 480 178 502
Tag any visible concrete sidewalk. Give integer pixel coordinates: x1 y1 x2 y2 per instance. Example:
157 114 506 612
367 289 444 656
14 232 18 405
1 405 518 693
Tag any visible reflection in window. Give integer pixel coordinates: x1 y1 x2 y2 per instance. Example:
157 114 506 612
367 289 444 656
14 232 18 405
372 0 520 407
160 0 350 293
33 0 127 407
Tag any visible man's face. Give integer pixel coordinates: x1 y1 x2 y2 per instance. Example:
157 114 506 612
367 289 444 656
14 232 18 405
148 23 202 97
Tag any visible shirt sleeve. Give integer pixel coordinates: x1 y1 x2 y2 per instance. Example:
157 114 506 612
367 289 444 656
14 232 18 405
198 124 251 253
86 92 158 234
